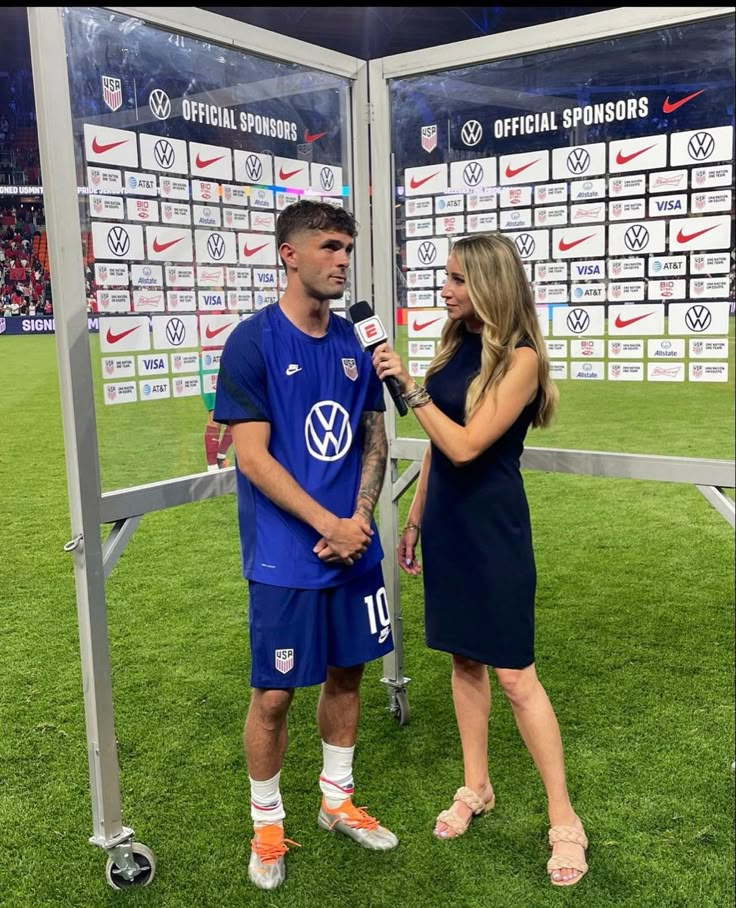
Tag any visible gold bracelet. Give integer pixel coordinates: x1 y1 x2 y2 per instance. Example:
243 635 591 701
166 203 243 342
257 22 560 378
403 385 432 409
403 523 420 532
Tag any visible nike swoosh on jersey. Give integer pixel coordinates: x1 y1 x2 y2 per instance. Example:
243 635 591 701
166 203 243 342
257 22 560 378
558 234 595 252
243 243 269 257
615 144 656 165
662 89 705 113
614 311 655 328
409 172 440 189
304 129 327 143
278 167 303 181
105 326 139 343
504 159 540 178
91 137 128 155
675 225 717 244
152 237 184 253
195 153 225 169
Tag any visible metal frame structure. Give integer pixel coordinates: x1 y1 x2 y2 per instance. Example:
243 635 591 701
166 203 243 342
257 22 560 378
26 2 735 889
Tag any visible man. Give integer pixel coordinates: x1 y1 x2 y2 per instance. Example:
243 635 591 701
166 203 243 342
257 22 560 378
214 200 397 891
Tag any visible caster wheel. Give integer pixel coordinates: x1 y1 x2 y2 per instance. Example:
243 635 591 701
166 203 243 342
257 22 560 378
394 690 410 726
105 842 156 890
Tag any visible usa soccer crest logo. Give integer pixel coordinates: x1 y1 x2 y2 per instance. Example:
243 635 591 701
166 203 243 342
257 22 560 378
102 76 122 112
342 358 358 381
421 125 437 153
275 649 294 674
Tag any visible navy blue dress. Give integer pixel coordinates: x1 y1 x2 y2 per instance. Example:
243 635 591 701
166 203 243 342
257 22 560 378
422 330 538 669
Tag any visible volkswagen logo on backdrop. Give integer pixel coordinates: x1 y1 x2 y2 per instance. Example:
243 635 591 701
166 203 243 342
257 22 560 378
207 234 226 261
319 167 335 192
624 225 649 252
515 234 535 258
417 242 437 265
245 155 263 182
566 308 590 333
461 120 483 146
684 305 712 332
305 401 352 462
149 89 171 120
165 318 186 346
566 148 590 174
107 226 130 257
687 132 715 161
463 162 483 187
153 139 175 170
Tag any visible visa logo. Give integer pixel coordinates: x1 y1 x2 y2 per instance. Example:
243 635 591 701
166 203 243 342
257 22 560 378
576 265 601 276
655 200 682 212
143 357 165 370
256 271 275 284
204 294 223 306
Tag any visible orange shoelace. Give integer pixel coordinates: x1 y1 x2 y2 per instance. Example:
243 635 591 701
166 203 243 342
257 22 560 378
326 802 380 832
251 826 301 865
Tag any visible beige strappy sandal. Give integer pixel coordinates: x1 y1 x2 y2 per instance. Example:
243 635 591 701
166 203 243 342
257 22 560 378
547 820 589 886
433 785 495 839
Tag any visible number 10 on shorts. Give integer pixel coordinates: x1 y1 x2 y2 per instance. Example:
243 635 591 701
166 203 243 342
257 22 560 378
364 587 391 639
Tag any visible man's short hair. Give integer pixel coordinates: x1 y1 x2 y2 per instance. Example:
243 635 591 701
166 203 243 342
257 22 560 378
275 199 358 249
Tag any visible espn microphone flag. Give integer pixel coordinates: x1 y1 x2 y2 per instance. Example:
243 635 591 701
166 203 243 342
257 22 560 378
349 301 408 417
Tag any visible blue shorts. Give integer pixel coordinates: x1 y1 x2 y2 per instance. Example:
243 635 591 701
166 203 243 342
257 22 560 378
248 564 394 689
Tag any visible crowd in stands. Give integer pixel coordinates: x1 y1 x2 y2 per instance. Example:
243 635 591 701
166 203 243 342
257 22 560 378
0 221 52 317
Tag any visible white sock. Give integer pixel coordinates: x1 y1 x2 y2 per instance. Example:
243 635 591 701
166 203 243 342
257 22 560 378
319 741 355 809
250 772 285 827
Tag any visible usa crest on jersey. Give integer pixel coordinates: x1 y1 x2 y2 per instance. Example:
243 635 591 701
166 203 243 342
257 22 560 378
342 357 358 381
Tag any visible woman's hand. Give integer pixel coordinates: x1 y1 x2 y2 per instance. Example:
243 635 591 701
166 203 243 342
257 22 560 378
397 525 422 576
372 343 413 394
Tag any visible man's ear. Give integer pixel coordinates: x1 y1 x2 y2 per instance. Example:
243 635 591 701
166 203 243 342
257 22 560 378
279 242 297 269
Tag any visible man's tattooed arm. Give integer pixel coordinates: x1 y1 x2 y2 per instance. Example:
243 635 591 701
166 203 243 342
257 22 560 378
354 411 388 524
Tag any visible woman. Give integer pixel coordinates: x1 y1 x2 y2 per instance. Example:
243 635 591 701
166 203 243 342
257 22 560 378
372 233 588 887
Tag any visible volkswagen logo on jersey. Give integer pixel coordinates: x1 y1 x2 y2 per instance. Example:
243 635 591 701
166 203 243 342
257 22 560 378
305 401 352 462
154 139 175 170
687 132 715 161
149 89 171 120
107 226 130 257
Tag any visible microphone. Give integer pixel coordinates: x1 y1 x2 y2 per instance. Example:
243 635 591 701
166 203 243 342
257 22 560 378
349 300 408 416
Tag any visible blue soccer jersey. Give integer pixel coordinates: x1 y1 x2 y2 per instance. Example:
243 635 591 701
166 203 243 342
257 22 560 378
214 303 386 589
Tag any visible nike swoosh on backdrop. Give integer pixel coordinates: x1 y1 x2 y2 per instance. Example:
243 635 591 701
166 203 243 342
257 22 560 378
304 129 327 143
243 243 269 257
205 323 232 339
504 159 540 178
614 312 655 328
195 153 225 169
615 144 656 165
676 225 717 244
662 89 705 113
152 237 184 253
106 326 139 343
413 317 443 331
409 172 440 189
91 137 128 154
558 234 595 252
278 167 303 181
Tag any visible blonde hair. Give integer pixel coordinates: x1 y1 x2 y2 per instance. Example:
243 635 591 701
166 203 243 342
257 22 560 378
425 233 558 428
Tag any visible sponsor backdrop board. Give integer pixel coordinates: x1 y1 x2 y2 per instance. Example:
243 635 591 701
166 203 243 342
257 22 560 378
388 15 735 429
54 7 355 489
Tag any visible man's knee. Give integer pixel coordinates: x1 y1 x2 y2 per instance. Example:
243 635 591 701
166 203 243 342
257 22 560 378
325 663 365 693
250 688 294 728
